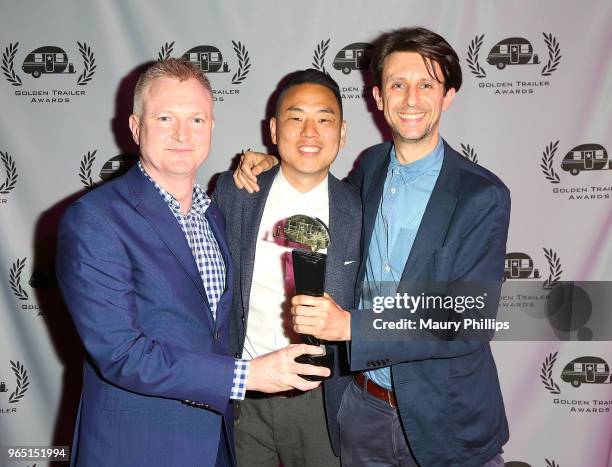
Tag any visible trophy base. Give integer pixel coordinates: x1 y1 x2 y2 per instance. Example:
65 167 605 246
295 352 333 381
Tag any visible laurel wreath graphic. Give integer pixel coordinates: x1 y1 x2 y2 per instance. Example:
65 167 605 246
158 41 175 62
8 360 29 403
9 258 29 301
231 41 251 85
460 144 479 164
466 35 486 78
540 351 561 395
1 42 22 86
540 140 560 184
545 460 559 467
541 33 561 77
542 248 563 290
312 39 331 75
0 151 18 194
76 42 96 85
79 150 97 189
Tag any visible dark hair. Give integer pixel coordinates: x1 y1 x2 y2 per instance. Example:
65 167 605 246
370 27 462 93
275 68 343 117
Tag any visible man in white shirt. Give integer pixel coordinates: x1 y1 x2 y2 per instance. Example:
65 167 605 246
214 69 361 467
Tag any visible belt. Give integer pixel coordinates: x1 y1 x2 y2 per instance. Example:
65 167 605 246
354 372 397 408
245 388 306 399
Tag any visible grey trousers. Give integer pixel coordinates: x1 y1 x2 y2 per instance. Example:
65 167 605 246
338 380 505 467
234 386 339 467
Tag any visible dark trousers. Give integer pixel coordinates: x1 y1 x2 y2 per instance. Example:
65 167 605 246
234 386 339 467
338 380 418 467
338 379 505 467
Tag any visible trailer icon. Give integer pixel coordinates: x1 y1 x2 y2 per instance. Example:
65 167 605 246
504 252 540 280
333 42 373 75
561 356 611 387
21 46 76 78
486 38 539 70
182 45 230 73
99 154 138 182
561 144 610 176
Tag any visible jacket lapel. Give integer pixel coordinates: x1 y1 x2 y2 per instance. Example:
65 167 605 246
239 166 279 318
325 175 349 290
358 144 391 285
400 142 459 280
205 202 234 328
126 166 214 328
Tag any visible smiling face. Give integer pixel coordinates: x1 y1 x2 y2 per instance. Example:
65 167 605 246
128 76 214 187
270 83 346 192
373 51 455 160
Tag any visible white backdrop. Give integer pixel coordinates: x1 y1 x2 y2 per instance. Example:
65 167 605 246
1 1 611 466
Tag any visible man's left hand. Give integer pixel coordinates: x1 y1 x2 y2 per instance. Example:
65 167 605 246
291 293 351 341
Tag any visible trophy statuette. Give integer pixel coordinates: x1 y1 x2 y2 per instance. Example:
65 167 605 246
275 214 333 381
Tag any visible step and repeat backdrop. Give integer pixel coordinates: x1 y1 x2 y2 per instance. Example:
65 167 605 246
1 1 611 466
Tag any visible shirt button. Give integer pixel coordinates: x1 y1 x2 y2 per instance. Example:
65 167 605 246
241 316 245 323
214 331 220 340
384 265 391 272
390 188 396 194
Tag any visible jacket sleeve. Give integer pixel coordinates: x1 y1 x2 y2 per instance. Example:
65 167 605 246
56 202 235 413
349 184 511 370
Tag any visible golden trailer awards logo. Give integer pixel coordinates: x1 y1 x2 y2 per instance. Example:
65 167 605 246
77 150 138 190
465 33 561 95
540 141 611 200
503 248 562 289
540 352 612 414
460 143 479 164
312 39 373 100
0 150 18 204
9 257 42 315
0 360 30 414
2 42 96 103
157 41 251 102
8 257 58 316
499 248 562 313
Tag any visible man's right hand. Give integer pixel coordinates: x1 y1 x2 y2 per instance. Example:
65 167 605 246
246 344 330 393
233 151 278 193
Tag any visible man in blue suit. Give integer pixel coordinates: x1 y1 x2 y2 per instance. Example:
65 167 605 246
56 58 329 467
235 28 510 467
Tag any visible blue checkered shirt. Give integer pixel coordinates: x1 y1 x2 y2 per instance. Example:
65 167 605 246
139 162 248 400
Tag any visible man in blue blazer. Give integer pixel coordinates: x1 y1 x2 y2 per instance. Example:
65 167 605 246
235 28 510 467
56 59 329 467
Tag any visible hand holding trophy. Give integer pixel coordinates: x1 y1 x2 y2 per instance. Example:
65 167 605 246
276 214 333 381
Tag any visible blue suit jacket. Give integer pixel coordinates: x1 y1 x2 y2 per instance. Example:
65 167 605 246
56 166 236 467
213 167 361 455
347 141 511 467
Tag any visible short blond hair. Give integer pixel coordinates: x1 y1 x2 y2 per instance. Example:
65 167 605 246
133 58 212 115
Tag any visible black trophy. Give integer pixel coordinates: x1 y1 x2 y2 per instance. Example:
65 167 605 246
276 214 333 381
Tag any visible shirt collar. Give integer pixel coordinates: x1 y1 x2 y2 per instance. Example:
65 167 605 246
275 165 329 208
138 161 210 216
389 137 444 174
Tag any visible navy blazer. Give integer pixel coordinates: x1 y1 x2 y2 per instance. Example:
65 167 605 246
56 166 236 467
213 166 362 455
347 141 511 467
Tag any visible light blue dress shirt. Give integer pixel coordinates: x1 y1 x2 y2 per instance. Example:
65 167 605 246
363 138 444 389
